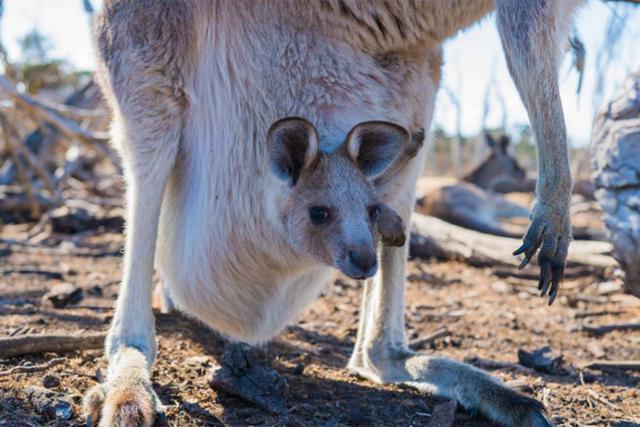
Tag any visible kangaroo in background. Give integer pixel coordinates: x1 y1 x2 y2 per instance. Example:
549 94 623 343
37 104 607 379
85 1 582 426
463 133 531 192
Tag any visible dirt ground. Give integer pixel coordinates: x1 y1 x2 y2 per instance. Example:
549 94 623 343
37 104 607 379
1 220 639 427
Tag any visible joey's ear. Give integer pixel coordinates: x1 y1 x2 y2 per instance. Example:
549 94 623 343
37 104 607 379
345 121 410 179
267 117 319 186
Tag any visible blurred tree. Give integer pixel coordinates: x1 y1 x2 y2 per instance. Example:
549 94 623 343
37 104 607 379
16 29 79 94
19 29 53 65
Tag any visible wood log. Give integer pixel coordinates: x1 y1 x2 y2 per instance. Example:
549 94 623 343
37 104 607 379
410 213 615 269
0 332 105 358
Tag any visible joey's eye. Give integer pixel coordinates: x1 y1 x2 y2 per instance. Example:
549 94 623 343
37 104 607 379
309 206 330 225
368 205 381 222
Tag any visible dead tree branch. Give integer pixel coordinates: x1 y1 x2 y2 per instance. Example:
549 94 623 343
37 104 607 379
0 357 66 376
0 332 106 358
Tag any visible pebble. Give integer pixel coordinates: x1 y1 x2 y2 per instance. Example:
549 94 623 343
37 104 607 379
42 375 60 389
42 283 83 308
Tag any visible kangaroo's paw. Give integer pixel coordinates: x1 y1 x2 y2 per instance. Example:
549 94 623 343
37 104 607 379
84 348 164 427
513 200 571 305
453 378 552 427
350 353 553 427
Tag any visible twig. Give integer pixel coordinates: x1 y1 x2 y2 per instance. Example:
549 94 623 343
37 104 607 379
0 111 57 195
0 74 119 168
0 75 106 123
574 309 624 319
0 357 66 376
583 360 640 371
585 389 618 409
578 322 640 336
409 328 451 349
1 115 39 217
0 237 122 257
0 268 63 280
0 332 106 358
465 356 536 375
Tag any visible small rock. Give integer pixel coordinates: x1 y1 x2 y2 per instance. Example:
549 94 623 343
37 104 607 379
42 375 60 389
291 363 304 375
26 386 73 421
490 281 509 294
185 355 210 367
42 283 83 308
518 346 566 375
87 285 103 297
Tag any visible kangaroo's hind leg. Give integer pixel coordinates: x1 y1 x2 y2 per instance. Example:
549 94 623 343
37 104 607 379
84 3 196 426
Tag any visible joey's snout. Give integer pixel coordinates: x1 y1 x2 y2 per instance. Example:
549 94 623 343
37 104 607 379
339 243 378 280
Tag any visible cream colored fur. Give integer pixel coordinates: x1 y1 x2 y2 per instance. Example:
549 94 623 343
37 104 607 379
85 1 584 426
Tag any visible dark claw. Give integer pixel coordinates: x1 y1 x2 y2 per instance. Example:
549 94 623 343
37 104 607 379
548 283 559 306
538 261 552 296
86 416 92 427
518 256 531 270
547 263 564 305
513 243 527 256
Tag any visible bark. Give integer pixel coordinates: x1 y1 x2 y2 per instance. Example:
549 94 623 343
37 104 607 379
590 69 640 297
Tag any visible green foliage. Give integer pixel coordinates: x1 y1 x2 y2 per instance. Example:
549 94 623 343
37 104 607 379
16 28 83 94
19 29 53 64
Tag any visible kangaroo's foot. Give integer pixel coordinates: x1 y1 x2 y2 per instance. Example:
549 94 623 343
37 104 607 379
348 349 552 427
84 348 164 427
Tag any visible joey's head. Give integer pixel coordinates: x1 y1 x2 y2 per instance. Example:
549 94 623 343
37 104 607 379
267 117 413 280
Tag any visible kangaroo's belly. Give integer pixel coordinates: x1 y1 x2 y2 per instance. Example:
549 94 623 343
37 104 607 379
154 10 438 343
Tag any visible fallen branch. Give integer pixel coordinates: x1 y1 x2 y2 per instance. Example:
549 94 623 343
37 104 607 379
0 75 106 125
0 75 118 167
410 214 616 269
583 360 640 371
0 357 66 376
578 322 640 336
464 356 536 375
409 328 451 350
0 332 106 358
0 111 56 195
574 309 625 319
492 265 600 281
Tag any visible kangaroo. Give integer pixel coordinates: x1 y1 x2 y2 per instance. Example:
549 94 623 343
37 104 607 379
463 133 531 192
85 1 582 426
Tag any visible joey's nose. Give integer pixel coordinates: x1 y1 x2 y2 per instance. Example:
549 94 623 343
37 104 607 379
348 248 377 278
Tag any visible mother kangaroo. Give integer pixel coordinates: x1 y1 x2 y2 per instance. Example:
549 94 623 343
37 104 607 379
86 1 581 426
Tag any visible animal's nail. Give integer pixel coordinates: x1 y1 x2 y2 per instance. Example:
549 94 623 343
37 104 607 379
539 281 550 297
518 257 530 269
513 244 527 256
